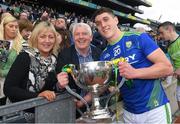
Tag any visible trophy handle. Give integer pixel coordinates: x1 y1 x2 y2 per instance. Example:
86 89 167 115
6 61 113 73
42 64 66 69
62 64 90 112
65 85 90 112
105 57 126 109
105 77 126 109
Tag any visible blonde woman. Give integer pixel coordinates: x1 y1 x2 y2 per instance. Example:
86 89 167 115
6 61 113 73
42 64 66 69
4 21 59 105
0 15 23 105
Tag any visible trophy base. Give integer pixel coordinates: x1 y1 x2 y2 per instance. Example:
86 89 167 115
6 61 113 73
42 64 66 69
76 117 112 123
76 109 113 123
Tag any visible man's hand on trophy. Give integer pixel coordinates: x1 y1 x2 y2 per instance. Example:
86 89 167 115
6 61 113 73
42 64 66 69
57 72 69 88
108 86 116 92
74 99 84 108
74 93 92 108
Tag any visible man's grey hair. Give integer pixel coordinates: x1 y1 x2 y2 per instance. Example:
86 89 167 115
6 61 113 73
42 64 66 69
72 22 92 36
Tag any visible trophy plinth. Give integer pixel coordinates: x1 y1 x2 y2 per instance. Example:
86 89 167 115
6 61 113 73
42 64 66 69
76 117 112 123
76 109 112 123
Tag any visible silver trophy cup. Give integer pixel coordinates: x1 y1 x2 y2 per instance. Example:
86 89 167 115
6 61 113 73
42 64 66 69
64 61 114 122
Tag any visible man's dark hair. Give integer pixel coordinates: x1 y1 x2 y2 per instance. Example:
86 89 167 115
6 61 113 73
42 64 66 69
91 7 115 21
158 21 176 31
56 16 68 28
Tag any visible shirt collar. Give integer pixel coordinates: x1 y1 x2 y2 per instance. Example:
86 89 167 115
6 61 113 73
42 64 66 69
75 46 92 57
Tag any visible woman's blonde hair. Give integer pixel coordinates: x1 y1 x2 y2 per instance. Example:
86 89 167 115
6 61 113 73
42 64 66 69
29 21 59 56
0 15 23 54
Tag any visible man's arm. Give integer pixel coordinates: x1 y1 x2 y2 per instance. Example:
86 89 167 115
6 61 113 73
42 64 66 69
119 48 173 79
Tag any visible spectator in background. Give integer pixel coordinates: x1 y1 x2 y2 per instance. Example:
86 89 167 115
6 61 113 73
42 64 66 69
19 11 28 20
156 34 168 53
10 2 20 18
147 30 157 42
0 15 23 105
158 21 180 108
50 18 56 26
33 10 50 26
56 23 102 118
92 7 173 123
0 12 12 23
135 27 146 33
55 16 74 45
40 11 50 21
18 18 33 42
87 17 107 51
55 16 67 30
56 28 71 53
0 5 3 18
91 31 107 51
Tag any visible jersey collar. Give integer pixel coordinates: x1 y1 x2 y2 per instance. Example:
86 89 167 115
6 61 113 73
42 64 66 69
109 32 124 46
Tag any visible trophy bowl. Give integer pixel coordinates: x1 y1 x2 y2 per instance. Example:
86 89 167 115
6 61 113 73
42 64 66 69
72 61 113 92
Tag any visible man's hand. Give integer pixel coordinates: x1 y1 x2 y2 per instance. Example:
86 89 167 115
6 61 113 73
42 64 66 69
74 99 84 108
57 72 69 88
40 11 49 21
74 93 92 108
108 86 116 92
38 90 56 101
118 62 137 79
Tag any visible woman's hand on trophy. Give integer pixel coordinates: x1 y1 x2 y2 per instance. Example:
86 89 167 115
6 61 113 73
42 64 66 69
57 72 69 88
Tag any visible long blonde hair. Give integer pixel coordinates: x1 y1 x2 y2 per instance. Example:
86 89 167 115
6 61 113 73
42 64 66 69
0 15 23 54
29 21 59 56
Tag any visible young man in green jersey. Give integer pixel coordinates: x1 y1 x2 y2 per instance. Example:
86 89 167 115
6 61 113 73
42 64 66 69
158 21 180 108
